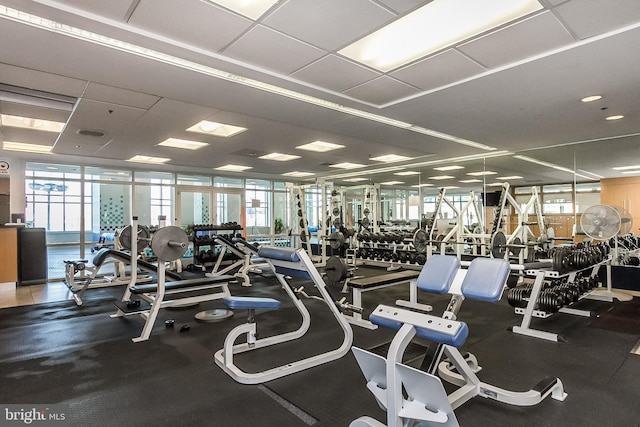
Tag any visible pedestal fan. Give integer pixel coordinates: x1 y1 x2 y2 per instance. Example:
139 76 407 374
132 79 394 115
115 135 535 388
580 205 633 302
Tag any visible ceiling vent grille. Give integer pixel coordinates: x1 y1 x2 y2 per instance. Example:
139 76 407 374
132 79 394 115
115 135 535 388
77 129 106 137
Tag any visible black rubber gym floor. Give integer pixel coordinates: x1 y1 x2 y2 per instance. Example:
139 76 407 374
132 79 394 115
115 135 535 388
1 267 639 426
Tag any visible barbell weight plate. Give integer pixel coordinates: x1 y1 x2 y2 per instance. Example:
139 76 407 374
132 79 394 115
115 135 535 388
333 218 342 228
511 237 522 257
325 256 348 283
413 229 428 253
119 225 151 253
329 231 346 250
150 226 189 262
332 207 340 217
491 231 507 259
300 230 308 243
360 217 370 228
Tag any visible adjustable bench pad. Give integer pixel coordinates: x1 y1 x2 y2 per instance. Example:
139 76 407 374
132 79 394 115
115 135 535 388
129 275 234 294
222 296 280 310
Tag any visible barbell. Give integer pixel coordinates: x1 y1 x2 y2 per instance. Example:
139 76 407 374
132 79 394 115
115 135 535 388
324 255 353 283
119 225 189 261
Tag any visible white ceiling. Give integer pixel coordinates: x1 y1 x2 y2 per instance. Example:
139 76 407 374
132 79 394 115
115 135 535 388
0 0 639 191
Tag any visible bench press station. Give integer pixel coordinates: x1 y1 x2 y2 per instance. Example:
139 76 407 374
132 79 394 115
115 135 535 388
111 217 235 342
351 256 567 427
214 246 353 384
63 248 156 306
205 234 270 287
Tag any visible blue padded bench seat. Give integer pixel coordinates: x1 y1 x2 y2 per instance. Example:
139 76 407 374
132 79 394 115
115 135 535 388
129 275 234 294
370 311 469 348
258 247 301 262
348 270 420 289
222 296 280 310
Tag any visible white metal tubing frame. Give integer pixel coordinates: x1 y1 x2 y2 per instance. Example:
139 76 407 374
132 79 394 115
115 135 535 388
438 343 567 408
214 247 354 384
437 190 486 259
345 276 426 330
206 236 249 284
111 217 232 342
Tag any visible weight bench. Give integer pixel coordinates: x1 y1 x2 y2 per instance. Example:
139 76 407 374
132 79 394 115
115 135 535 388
64 248 163 305
214 246 353 384
351 257 567 427
111 274 234 342
345 270 421 329
206 235 271 287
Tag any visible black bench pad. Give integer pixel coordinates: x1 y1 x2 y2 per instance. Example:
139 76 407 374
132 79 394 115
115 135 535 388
348 270 420 289
129 275 234 294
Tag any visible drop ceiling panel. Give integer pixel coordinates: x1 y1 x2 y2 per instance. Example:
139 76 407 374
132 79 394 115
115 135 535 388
82 82 160 110
0 64 86 99
376 0 426 14
553 0 640 39
0 102 71 123
458 11 575 69
0 128 59 146
262 0 395 51
129 0 252 52
223 25 326 74
343 76 419 105
44 0 136 21
390 50 485 92
292 55 380 92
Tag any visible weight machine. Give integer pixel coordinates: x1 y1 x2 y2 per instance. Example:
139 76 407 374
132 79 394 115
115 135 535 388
111 216 234 342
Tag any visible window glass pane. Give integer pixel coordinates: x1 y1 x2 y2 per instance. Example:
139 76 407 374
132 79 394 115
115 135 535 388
135 170 174 184
214 176 243 188
26 162 81 179
84 166 132 181
514 185 539 195
273 181 286 190
177 174 211 186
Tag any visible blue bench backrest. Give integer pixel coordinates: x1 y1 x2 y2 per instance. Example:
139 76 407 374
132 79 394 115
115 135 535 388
416 255 460 294
460 257 510 302
257 246 311 280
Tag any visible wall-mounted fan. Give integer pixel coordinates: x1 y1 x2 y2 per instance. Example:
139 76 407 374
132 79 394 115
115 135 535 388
580 204 633 302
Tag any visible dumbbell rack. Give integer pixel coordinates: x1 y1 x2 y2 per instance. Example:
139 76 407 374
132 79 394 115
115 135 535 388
355 230 426 269
192 223 243 268
511 259 610 342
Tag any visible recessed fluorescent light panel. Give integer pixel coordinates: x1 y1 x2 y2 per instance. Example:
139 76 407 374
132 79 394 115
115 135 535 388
459 179 482 183
370 154 411 162
259 152 301 162
466 171 497 176
394 171 420 176
429 175 455 180
186 120 247 137
496 175 523 180
621 170 640 175
381 181 404 185
158 138 208 150
442 186 460 190
206 0 278 20
606 115 624 121
127 155 170 164
2 141 52 153
329 162 365 169
0 114 65 132
581 95 602 103
339 0 543 72
485 182 504 187
343 177 368 182
412 183 434 187
613 165 640 171
283 171 314 177
296 141 345 152
215 164 252 172
434 165 465 171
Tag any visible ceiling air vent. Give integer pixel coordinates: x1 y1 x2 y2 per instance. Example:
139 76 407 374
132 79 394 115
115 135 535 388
77 129 106 137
